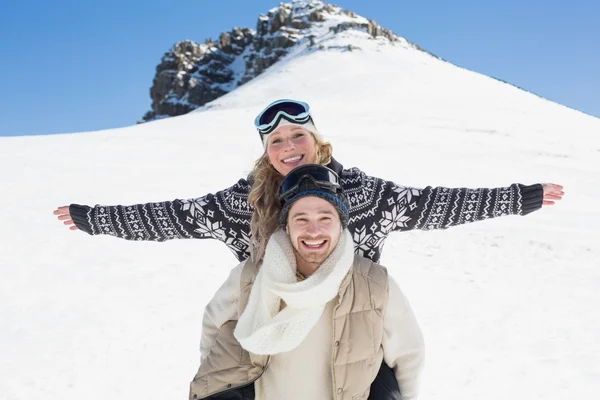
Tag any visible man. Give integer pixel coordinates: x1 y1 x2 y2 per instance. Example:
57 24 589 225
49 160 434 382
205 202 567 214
190 165 425 400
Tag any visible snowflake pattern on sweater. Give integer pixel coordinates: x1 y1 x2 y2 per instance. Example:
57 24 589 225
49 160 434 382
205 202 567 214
70 160 543 263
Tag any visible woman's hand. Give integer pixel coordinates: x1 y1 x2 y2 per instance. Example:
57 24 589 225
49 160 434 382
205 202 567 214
53 206 78 230
542 184 564 206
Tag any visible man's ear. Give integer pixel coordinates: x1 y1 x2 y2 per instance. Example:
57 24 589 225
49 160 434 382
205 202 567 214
286 225 289 235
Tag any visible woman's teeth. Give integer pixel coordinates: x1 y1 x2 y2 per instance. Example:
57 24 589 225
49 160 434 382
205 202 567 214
283 155 302 164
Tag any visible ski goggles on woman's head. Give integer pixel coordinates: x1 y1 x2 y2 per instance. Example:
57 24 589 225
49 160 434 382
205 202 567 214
254 99 312 136
279 164 343 204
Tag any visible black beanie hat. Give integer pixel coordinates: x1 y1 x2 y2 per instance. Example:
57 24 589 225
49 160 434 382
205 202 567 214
279 174 350 229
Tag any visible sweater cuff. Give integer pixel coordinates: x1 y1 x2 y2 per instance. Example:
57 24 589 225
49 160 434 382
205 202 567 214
69 204 94 235
518 184 543 215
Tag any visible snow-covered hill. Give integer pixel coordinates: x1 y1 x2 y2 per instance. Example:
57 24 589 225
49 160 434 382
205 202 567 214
1 3 599 399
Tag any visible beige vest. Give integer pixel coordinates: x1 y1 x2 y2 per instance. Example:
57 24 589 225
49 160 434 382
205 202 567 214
189 254 389 400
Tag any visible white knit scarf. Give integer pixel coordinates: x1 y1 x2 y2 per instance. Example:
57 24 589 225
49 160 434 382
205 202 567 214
234 229 354 355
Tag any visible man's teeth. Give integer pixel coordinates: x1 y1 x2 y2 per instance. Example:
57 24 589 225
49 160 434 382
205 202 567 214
304 240 325 247
283 155 302 163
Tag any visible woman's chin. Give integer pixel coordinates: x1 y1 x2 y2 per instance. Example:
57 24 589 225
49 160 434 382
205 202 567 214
279 160 305 175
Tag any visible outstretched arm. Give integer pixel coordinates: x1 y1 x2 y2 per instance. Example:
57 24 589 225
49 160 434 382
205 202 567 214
412 183 543 231
384 181 563 232
53 179 254 261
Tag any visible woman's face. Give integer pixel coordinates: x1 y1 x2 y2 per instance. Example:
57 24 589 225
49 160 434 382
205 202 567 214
266 125 317 176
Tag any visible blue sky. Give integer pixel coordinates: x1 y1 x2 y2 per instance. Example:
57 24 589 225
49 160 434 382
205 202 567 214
1 0 598 136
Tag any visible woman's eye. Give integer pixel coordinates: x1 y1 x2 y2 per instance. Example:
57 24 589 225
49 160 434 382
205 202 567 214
271 138 281 144
294 133 304 139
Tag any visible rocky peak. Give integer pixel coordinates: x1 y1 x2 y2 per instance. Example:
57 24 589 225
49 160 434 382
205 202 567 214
140 1 405 122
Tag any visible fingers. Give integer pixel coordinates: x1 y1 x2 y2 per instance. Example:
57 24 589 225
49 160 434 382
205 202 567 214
53 206 70 215
545 183 564 190
54 205 76 229
543 194 563 201
54 206 71 219
541 184 564 208
541 182 564 206
542 184 565 195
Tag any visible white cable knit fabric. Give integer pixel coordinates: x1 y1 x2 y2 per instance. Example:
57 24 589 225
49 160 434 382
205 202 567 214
234 228 354 355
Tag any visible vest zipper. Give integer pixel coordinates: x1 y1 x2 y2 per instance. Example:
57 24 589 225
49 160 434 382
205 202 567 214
331 302 340 399
332 274 352 399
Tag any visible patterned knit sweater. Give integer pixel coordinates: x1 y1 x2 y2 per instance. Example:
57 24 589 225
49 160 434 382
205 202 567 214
69 158 543 263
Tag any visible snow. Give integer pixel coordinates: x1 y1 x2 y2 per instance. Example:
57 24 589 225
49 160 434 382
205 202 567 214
1 21 600 400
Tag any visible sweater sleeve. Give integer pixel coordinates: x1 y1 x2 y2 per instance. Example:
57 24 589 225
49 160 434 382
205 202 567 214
380 180 544 233
68 179 253 261
382 276 425 400
200 261 244 362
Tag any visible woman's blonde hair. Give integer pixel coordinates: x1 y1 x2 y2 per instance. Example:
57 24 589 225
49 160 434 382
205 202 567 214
248 130 333 263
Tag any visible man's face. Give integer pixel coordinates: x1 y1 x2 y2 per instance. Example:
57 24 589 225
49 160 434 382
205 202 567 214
286 196 342 273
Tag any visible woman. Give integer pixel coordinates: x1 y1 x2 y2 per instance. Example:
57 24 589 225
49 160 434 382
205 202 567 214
54 99 564 265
